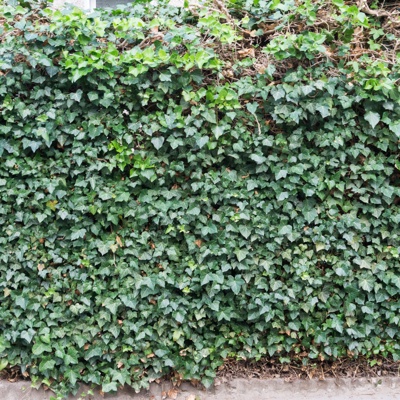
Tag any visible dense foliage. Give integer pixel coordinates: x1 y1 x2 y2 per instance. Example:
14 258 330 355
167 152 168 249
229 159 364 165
1 0 400 397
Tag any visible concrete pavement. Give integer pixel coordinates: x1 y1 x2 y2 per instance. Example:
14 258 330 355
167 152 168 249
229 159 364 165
1 377 400 400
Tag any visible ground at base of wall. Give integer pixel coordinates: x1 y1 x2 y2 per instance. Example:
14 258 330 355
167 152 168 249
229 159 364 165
1 377 400 400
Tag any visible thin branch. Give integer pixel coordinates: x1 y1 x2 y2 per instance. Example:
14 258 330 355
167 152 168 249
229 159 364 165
358 0 400 17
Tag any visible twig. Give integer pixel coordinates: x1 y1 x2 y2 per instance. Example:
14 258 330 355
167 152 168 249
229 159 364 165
253 112 261 135
358 0 400 17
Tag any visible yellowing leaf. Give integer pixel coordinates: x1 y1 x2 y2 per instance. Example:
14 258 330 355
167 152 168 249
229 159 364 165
46 200 58 211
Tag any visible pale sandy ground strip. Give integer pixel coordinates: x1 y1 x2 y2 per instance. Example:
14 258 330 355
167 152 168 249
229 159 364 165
51 0 184 9
1 378 400 400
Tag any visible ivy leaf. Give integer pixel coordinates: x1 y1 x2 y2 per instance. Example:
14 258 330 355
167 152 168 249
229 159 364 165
32 341 51 355
316 105 330 118
364 111 380 128
196 136 209 149
21 329 35 343
250 154 266 164
70 90 83 102
278 225 292 236
35 127 49 142
151 136 165 150
315 242 325 252
0 337 7 353
239 225 251 239
391 275 400 289
39 358 56 372
276 170 287 180
389 121 400 137
97 242 110 255
84 347 103 360
359 277 374 292
246 102 258 114
303 208 318 223
203 109 216 123
0 359 8 372
46 66 59 77
214 126 224 139
229 278 244 295
102 381 118 393
64 369 79 386
115 192 130 202
70 229 86 241
217 310 231 321
234 248 248 262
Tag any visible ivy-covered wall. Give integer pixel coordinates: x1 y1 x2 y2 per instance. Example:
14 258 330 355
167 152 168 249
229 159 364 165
1 0 400 397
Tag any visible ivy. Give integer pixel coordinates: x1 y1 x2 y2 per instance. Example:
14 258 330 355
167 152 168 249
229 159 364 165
1 0 400 398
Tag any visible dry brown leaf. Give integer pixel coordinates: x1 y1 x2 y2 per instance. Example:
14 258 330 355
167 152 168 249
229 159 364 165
222 69 234 78
116 235 123 247
254 64 266 74
194 239 202 248
38 263 45 271
238 48 255 59
167 388 179 399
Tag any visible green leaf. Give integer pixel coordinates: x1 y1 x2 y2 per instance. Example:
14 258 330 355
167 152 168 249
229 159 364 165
364 111 380 128
64 369 79 386
389 121 400 137
277 191 289 201
0 359 8 372
21 329 35 343
97 242 110 255
246 102 258 114
229 278 244 295
203 109 217 124
173 330 182 341
196 136 209 149
32 341 52 356
276 170 287 180
35 127 49 142
151 136 165 150
70 229 86 241
234 248 248 262
102 381 118 393
315 242 325 252
217 310 231 321
250 154 266 164
0 337 8 354
278 225 292 235
88 92 99 101
316 105 330 118
84 347 103 360
214 126 224 139
15 296 28 310
359 277 374 292
70 90 83 102
39 358 56 372
239 225 251 239
115 192 130 202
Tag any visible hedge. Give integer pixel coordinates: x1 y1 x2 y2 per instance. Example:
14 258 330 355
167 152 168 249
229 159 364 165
1 0 400 397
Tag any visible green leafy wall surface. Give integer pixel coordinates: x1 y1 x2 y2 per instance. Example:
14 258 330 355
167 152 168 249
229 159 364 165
1 0 400 396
